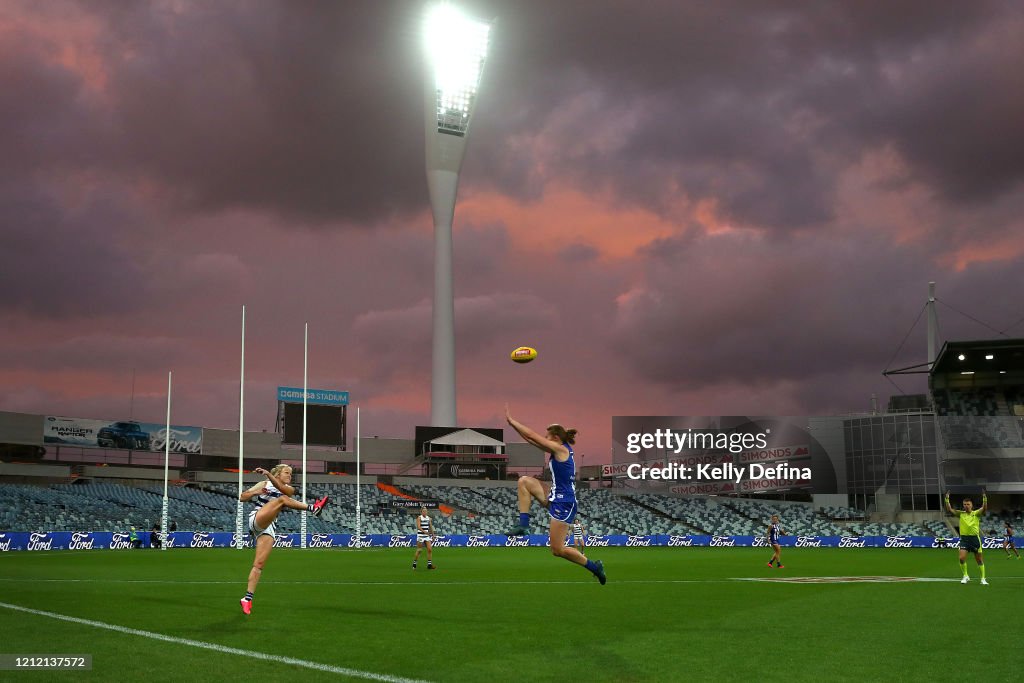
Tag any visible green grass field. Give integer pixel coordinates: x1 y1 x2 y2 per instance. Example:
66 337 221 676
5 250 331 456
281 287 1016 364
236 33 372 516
0 546 1020 682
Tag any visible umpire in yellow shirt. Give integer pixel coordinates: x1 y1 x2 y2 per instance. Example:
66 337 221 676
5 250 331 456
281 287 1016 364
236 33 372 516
945 489 988 585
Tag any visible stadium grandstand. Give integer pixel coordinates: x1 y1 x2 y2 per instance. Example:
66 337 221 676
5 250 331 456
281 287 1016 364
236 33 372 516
0 472 947 538
2 334 1022 541
929 338 1024 496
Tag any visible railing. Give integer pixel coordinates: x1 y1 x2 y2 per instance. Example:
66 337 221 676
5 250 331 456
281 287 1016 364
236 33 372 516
42 445 186 468
422 451 508 461
396 455 427 476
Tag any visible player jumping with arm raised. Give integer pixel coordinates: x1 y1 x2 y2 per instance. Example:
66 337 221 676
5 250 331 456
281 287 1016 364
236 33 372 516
504 405 606 584
945 489 988 585
238 465 329 614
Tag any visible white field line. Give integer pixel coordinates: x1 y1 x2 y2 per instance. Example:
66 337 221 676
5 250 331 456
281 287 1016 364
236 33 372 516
0 601 433 683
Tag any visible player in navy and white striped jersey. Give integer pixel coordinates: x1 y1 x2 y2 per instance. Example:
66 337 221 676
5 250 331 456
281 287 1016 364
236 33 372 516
412 505 436 570
767 514 785 568
571 518 587 551
504 405 606 584
238 464 329 614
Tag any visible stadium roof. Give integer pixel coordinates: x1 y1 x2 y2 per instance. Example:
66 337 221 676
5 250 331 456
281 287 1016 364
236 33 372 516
930 338 1024 375
426 428 505 447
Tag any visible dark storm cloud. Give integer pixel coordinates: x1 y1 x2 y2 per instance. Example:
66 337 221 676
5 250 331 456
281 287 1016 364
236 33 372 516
0 1 432 225
5 1 1020 230
0 183 151 316
2 0 1023 450
0 26 92 184
100 1 431 222
607 229 1023 393
842 28 1024 204
351 292 558 383
557 243 599 264
2 334 188 371
452 221 511 279
465 0 1022 229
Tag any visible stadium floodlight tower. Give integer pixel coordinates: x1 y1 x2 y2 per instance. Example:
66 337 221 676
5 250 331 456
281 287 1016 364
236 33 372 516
423 2 491 427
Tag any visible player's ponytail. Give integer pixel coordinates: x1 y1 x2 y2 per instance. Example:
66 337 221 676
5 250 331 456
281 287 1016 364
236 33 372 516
547 424 577 445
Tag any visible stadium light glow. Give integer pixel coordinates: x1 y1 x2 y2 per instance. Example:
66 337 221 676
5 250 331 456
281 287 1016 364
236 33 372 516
425 4 490 137
985 354 994 360
423 3 492 426
958 354 966 361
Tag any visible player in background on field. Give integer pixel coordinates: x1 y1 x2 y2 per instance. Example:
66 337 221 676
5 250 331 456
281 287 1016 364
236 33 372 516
1003 521 1020 559
412 505 435 570
767 514 785 568
238 465 329 614
504 405 606 585
945 490 988 585
570 518 587 552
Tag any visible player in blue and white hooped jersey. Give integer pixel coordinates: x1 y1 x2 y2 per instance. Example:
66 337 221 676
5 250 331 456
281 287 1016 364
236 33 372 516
504 405 606 584
1003 521 1020 559
237 464 329 614
412 505 436 570
767 514 785 568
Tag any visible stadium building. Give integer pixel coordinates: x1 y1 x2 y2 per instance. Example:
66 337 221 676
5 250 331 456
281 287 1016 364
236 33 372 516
2 317 1022 544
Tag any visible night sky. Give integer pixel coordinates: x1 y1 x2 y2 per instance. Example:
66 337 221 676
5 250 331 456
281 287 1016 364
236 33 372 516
2 1 1022 461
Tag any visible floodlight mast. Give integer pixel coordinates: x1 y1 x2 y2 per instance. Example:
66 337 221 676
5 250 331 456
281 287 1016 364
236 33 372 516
423 3 491 427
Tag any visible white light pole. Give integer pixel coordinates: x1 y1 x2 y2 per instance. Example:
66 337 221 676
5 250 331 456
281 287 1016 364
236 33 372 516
927 281 938 369
235 305 246 550
161 371 171 551
356 406 361 547
301 322 308 549
424 3 491 427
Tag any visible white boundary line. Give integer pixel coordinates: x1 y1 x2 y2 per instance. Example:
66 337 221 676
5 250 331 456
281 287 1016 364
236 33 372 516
0 581 696 585
0 601 433 683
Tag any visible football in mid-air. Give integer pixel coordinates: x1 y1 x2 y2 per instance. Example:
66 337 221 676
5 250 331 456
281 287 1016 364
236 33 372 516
510 346 537 363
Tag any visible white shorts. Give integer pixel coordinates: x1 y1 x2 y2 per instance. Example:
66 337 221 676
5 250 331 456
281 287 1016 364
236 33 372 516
249 509 277 539
416 534 432 545
573 534 584 543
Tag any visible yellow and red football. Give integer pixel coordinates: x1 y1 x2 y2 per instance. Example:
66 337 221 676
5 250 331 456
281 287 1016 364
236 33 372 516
510 346 538 364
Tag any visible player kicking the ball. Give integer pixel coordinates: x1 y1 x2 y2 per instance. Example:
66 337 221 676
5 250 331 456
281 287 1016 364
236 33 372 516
238 464 329 614
504 405 606 585
945 490 988 585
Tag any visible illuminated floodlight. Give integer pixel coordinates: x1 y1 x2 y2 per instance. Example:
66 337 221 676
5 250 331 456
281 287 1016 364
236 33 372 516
425 3 490 137
958 354 966 361
423 3 492 427
985 354 994 360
